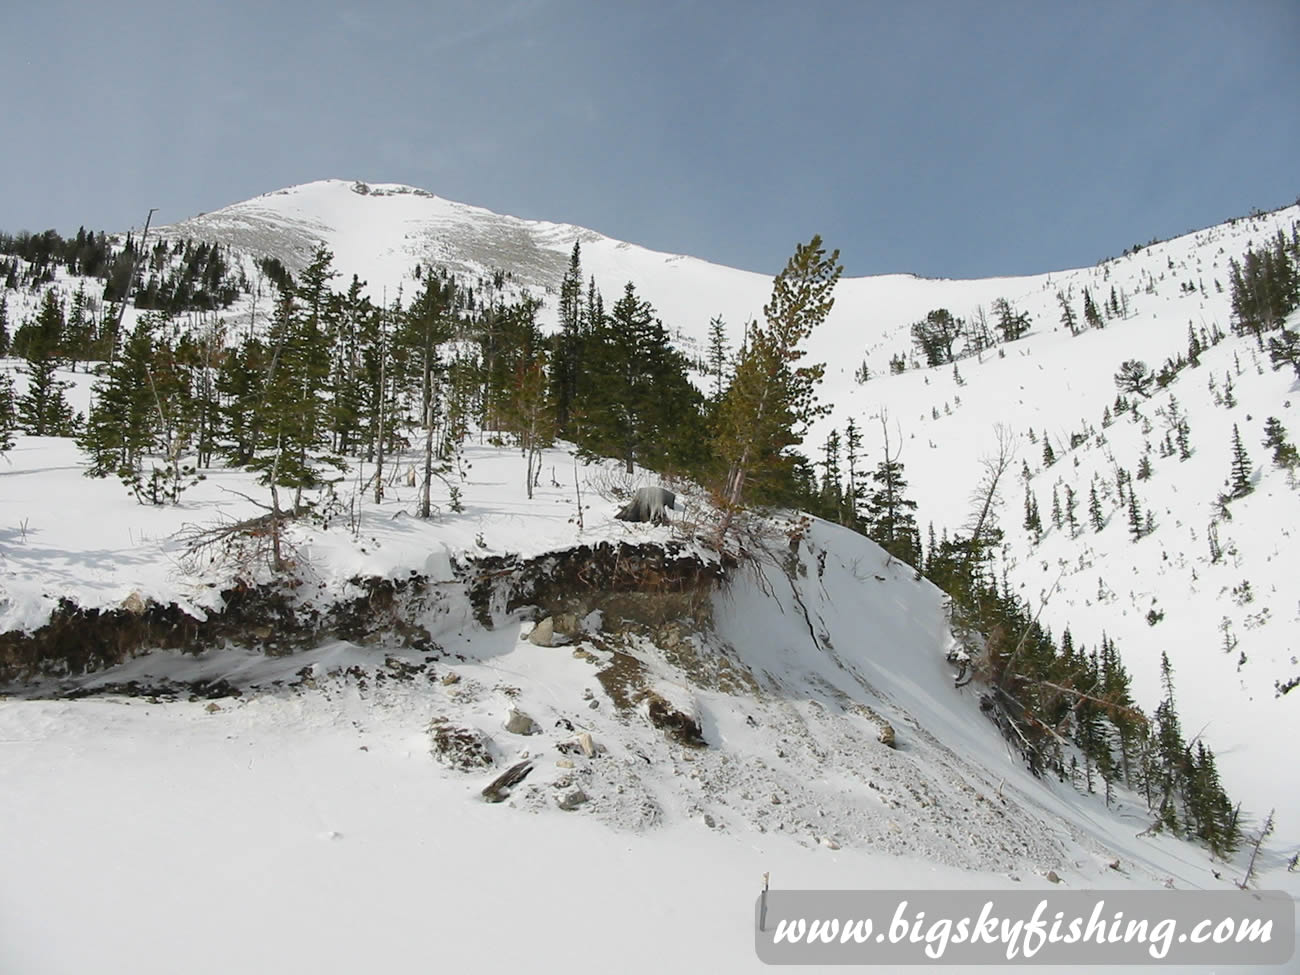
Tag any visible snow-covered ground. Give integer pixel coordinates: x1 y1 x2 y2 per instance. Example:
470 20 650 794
2 432 1297 972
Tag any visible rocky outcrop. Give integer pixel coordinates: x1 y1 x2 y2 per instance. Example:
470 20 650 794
1 542 730 690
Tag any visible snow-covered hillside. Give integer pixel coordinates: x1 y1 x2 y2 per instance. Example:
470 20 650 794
2 181 1298 972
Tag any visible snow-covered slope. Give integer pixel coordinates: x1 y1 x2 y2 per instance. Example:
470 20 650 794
4 436 1293 973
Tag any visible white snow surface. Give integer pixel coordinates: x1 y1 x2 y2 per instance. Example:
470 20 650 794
3 181 1300 971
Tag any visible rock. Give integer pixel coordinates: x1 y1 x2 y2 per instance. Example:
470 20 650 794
482 760 534 803
204 702 221 713
588 699 600 710
1046 870 1061 884
440 672 461 686
819 836 841 850
556 759 574 769
251 624 273 640
121 592 148 615
878 722 896 748
556 788 589 811
703 813 716 828
429 720 494 771
527 617 554 647
576 732 596 758
504 709 540 736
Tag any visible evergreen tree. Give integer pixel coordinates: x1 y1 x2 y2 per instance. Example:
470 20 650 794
1023 486 1042 540
863 419 920 564
706 315 729 401
843 417 865 527
1262 417 1299 470
1189 742 1238 857
1050 484 1061 530
818 427 844 519
715 236 841 516
551 241 584 432
1088 482 1104 531
1127 486 1143 540
0 370 15 453
576 281 701 475
79 312 200 503
1082 288 1104 329
1064 484 1078 536
1057 291 1078 335
1136 453 1152 481
243 253 345 544
80 313 160 478
215 336 271 466
399 268 457 518
64 283 95 370
1267 326 1300 378
909 308 962 366
0 294 9 357
16 291 77 437
1187 322 1202 365
1042 438 1055 467
1229 423 1252 497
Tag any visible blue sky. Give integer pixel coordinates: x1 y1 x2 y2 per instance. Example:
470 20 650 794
2 0 1297 279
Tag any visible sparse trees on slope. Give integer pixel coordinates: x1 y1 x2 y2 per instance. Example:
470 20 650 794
992 297 1030 342
910 308 962 366
1267 327 1300 378
1262 417 1298 471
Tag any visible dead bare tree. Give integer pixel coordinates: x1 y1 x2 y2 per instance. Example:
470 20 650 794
1238 809 1274 889
965 422 1016 562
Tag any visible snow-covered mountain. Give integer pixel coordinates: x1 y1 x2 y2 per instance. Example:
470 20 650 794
155 178 1300 827
2 180 1298 973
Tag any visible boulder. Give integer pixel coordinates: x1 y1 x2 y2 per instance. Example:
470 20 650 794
504 709 540 736
878 722 896 748
556 788 589 811
527 617 555 647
